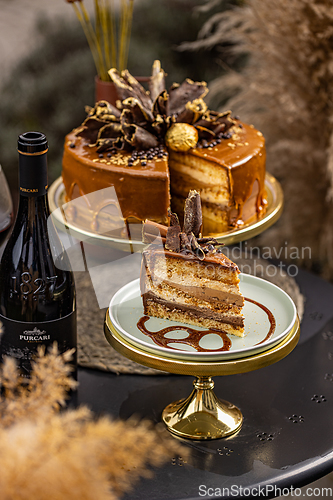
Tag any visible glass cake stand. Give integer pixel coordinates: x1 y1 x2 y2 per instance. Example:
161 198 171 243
48 172 283 250
103 275 300 440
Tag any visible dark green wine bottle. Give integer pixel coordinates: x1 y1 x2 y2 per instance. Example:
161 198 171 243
0 132 76 378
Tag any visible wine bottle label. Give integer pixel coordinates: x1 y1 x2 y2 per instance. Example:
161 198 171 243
0 311 76 377
19 153 48 197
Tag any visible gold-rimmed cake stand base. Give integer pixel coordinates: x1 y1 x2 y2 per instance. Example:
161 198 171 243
104 313 300 440
162 376 243 440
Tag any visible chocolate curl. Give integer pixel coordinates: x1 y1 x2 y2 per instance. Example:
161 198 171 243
108 68 136 101
165 225 181 252
152 90 169 137
165 210 181 252
122 69 153 112
76 100 123 144
109 68 154 116
167 79 208 118
121 110 159 148
96 136 124 153
153 90 168 117
142 220 167 244
197 237 220 246
189 232 205 260
122 97 154 124
152 114 167 137
195 110 235 137
180 232 192 252
75 117 108 143
123 123 159 149
184 190 202 238
97 122 122 140
195 125 216 141
176 98 208 125
149 60 166 103
94 100 121 119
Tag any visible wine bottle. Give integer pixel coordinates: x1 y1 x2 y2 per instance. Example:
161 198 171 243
0 132 76 378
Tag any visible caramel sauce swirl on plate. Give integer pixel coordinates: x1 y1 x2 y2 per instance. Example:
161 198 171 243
137 297 276 353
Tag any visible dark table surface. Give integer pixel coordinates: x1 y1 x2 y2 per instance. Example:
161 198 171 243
75 267 333 499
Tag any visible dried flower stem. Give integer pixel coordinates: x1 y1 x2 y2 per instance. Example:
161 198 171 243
69 0 134 79
108 0 118 68
119 0 134 72
100 0 112 69
72 2 106 79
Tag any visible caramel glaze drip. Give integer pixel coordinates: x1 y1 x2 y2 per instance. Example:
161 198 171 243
62 132 170 225
137 297 276 352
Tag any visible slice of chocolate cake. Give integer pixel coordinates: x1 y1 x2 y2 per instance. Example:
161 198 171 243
140 191 244 337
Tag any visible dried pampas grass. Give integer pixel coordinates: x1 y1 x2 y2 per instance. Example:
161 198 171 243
182 0 333 277
0 344 186 500
0 345 77 428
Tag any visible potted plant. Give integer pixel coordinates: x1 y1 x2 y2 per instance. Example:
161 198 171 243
66 0 135 104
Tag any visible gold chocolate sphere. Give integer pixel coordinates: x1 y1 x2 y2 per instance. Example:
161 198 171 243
165 123 198 152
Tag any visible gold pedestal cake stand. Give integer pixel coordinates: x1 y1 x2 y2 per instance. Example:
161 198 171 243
49 171 293 440
104 276 300 440
104 306 300 441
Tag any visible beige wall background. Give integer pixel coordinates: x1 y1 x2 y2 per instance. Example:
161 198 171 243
0 0 92 84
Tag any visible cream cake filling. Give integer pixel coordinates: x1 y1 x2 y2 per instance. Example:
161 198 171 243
144 292 244 327
168 156 229 186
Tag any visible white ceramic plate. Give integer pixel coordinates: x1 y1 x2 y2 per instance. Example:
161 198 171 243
108 274 297 362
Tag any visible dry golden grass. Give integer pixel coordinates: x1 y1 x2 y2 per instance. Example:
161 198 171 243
0 343 187 500
183 0 333 277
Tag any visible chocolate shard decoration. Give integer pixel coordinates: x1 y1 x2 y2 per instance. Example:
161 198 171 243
176 99 208 125
78 62 238 152
165 210 181 251
123 123 159 149
195 110 235 136
167 79 208 118
189 232 205 260
75 118 108 143
94 100 121 119
121 69 153 112
149 60 166 103
152 114 167 137
180 232 192 252
168 210 181 228
174 107 195 126
184 190 203 238
96 138 118 153
165 225 181 252
108 68 135 101
121 109 159 149
122 97 154 124
152 90 168 120
97 122 122 140
197 237 220 246
194 125 216 140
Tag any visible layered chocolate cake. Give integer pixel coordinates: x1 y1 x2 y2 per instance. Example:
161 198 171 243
140 191 244 337
62 61 266 233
